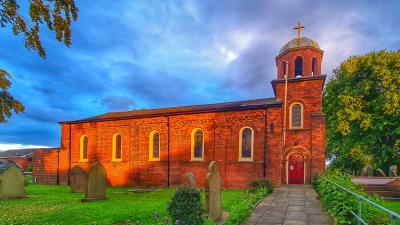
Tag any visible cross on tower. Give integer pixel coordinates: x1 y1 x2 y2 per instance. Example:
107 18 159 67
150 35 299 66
293 20 305 39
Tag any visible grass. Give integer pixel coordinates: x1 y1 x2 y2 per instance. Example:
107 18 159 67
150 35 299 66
381 201 400 214
0 184 247 225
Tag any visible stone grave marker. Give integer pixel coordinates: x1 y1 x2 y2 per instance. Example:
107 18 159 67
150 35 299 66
81 162 107 202
205 161 222 222
70 165 87 193
0 160 25 199
185 172 199 190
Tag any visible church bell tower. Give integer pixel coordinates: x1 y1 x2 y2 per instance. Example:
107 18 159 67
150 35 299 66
271 21 326 185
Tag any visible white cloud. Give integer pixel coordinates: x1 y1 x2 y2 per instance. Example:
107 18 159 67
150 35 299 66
0 143 52 151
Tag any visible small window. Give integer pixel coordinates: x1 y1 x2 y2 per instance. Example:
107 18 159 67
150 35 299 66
282 61 287 78
149 131 160 161
191 128 204 160
295 56 302 77
290 103 303 129
312 57 317 75
239 127 254 161
112 133 122 161
80 135 88 161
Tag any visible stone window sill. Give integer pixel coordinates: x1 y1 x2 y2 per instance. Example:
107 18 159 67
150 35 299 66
190 158 204 162
148 158 160 162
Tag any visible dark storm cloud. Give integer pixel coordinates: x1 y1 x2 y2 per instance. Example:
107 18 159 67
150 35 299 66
101 96 136 111
0 0 399 149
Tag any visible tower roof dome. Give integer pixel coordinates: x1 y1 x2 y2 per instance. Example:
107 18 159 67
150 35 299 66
279 37 320 54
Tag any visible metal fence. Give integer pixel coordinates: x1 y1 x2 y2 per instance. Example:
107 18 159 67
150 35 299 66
322 177 400 225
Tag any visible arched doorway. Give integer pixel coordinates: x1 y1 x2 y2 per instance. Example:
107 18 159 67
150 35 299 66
288 153 304 184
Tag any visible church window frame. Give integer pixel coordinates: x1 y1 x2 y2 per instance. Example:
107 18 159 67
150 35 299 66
238 126 254 161
295 56 303 77
312 57 317 76
282 61 287 78
149 131 160 161
289 102 304 129
80 135 88 162
191 128 204 161
112 133 122 162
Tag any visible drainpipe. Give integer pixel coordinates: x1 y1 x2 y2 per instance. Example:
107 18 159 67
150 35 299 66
167 116 170 188
68 123 72 184
56 149 60 185
263 110 267 178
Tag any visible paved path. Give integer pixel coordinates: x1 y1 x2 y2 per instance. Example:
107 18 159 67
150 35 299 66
244 185 332 225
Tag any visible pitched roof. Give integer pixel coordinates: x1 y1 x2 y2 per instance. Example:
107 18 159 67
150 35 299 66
0 148 57 158
63 97 282 124
0 149 35 158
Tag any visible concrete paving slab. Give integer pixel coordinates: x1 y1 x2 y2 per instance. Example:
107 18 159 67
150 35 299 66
244 185 332 225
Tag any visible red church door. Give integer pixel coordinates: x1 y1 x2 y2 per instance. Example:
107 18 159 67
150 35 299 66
288 153 304 184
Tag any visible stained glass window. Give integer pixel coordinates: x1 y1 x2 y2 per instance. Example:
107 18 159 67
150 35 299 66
194 130 203 158
114 134 122 160
82 136 88 160
152 132 160 158
241 128 252 158
295 56 302 76
292 104 302 128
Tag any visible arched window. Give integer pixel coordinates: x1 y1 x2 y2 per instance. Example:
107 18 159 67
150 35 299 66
149 131 160 161
191 128 204 160
295 56 302 77
239 127 254 161
312 57 317 76
112 133 122 161
282 61 287 78
290 103 303 129
80 135 88 161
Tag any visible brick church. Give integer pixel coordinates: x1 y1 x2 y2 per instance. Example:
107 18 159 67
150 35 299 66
34 26 326 188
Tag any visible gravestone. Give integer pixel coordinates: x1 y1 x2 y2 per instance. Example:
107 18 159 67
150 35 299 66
185 172 199 190
0 160 25 198
81 162 107 202
70 165 87 193
205 161 222 222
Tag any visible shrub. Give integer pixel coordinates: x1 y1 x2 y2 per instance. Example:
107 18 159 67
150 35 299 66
249 178 273 194
314 170 391 225
226 180 272 225
168 186 203 225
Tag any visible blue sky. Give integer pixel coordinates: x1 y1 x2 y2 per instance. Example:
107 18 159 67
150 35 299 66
0 0 399 150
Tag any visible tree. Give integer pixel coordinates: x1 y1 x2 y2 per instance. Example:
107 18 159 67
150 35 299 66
0 0 78 122
323 50 400 173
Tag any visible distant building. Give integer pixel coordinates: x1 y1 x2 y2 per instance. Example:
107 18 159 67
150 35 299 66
34 26 326 188
0 148 34 170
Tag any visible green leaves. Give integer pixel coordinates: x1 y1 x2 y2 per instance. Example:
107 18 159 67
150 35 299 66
1 0 78 58
324 50 400 172
0 0 79 123
168 186 204 225
314 171 391 225
0 69 25 122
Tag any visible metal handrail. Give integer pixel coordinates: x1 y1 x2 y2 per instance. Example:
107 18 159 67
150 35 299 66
321 177 400 225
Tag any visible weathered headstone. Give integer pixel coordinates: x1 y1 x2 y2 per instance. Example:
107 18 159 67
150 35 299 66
185 172 199 190
81 162 107 202
205 161 222 222
0 160 25 198
70 165 87 193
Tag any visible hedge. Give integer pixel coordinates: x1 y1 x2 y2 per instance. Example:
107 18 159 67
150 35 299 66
313 170 393 225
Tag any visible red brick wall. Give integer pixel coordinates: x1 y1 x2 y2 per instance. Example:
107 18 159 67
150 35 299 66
32 149 59 184
276 47 323 79
34 44 326 188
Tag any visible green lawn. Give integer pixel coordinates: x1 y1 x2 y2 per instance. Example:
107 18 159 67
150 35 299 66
0 185 247 225
381 201 400 214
